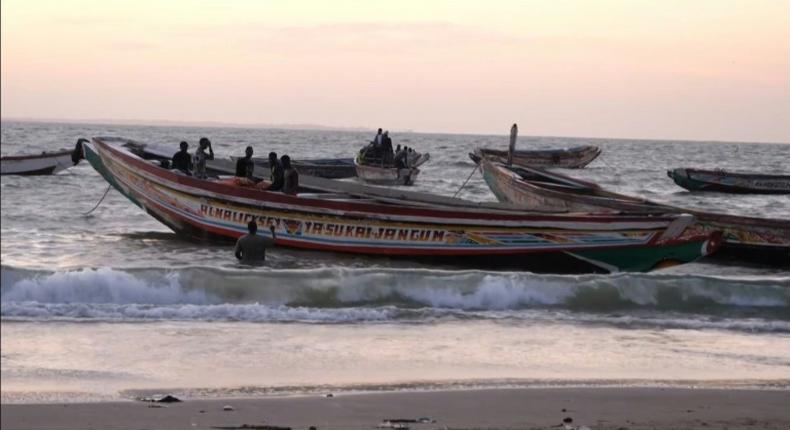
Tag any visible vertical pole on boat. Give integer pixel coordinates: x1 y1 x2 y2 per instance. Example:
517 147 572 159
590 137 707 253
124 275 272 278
508 123 518 166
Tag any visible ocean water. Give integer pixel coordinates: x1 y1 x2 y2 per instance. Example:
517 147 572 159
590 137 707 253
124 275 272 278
2 121 789 403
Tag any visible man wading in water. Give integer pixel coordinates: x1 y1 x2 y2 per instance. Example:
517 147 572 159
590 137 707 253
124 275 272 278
234 221 277 264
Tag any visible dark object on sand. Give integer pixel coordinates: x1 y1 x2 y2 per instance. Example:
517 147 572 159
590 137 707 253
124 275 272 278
137 394 182 403
667 168 790 194
563 417 573 423
211 425 292 430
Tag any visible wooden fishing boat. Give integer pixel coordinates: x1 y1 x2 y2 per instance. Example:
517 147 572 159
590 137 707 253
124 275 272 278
354 152 430 186
668 168 790 194
474 145 601 169
477 157 790 262
1 139 86 175
82 136 721 274
248 157 356 179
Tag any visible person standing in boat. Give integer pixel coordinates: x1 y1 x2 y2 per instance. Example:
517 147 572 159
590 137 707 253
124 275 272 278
382 131 394 165
171 141 193 175
234 220 276 264
235 146 255 181
281 155 299 195
193 137 214 179
373 128 383 145
263 151 285 191
394 145 407 169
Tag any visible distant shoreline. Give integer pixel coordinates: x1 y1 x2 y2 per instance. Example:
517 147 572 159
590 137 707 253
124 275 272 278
2 117 788 145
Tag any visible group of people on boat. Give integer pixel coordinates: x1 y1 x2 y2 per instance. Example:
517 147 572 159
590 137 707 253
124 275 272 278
359 128 416 168
171 137 215 179
170 139 298 195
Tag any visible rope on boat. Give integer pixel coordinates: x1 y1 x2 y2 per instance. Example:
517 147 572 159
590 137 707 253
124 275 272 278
83 184 113 216
452 164 480 198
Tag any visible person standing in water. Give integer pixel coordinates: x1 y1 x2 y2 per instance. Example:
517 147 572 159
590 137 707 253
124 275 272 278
234 221 277 263
193 137 214 179
171 141 193 175
235 146 255 180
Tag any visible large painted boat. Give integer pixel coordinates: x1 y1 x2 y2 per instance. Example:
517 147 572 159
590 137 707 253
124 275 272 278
668 168 790 194
82 137 720 273
477 157 790 263
1 139 86 175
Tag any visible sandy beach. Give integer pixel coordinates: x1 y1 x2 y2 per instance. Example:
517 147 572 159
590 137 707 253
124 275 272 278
3 387 789 430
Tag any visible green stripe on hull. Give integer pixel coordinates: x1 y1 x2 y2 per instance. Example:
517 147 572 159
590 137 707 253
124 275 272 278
84 144 144 209
571 239 706 272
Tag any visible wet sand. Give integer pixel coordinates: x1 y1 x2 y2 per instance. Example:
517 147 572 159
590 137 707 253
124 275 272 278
2 387 790 430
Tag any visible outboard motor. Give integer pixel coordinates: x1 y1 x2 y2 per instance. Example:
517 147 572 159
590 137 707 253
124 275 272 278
71 138 88 165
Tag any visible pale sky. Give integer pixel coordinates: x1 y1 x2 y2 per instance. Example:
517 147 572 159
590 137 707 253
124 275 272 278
2 0 789 142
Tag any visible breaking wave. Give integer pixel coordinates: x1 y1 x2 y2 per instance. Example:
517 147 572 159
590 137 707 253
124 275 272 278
2 265 788 330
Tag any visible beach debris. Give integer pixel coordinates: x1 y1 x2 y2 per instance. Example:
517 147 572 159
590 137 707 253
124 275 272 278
382 417 435 424
376 422 409 430
325 393 334 397
223 405 235 411
137 394 182 403
563 417 573 424
147 404 167 408
211 425 291 430
378 417 436 429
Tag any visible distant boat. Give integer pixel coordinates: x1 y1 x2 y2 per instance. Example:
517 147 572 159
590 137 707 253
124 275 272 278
81 136 720 274
668 168 790 194
0 139 86 175
354 152 430 186
473 145 602 169
473 123 601 169
245 157 356 179
476 157 790 262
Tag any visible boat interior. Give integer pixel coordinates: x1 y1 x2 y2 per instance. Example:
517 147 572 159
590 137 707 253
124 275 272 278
112 139 549 214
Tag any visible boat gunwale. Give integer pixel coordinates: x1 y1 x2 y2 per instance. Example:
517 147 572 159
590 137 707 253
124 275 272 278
93 137 684 228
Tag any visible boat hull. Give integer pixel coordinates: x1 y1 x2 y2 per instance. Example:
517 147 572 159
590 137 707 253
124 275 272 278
476 145 601 169
1 150 75 175
668 168 790 194
83 137 718 273
478 158 790 263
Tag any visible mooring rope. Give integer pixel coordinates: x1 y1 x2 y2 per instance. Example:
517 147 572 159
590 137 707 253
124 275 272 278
83 184 112 215
452 164 480 198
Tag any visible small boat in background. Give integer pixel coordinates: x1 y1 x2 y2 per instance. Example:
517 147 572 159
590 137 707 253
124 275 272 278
0 139 87 176
668 168 790 194
355 148 430 186
473 123 601 169
476 157 790 263
246 157 356 179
